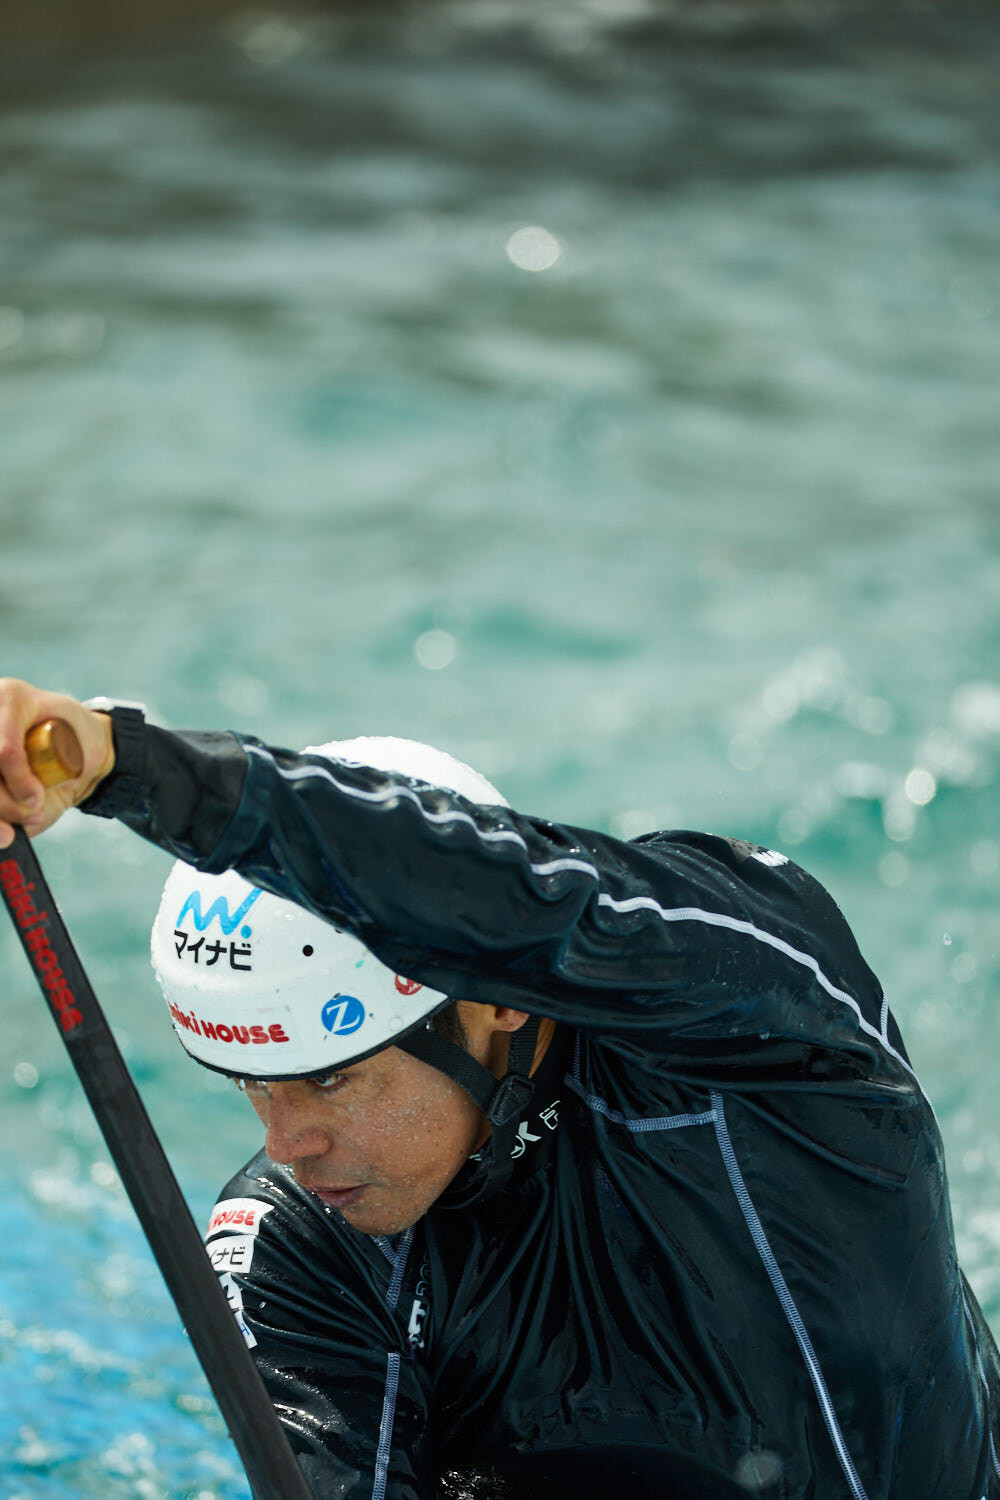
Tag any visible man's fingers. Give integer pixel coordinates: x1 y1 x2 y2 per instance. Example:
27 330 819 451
0 741 44 812
0 759 46 840
0 678 45 806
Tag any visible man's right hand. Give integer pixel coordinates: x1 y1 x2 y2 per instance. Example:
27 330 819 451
0 679 116 849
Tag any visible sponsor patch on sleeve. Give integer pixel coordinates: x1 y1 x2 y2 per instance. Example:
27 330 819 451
206 1196 273 1239
207 1233 257 1275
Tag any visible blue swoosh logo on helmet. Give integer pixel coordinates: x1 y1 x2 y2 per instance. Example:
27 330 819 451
176 887 262 938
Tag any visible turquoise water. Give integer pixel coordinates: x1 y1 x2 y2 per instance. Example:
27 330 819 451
2 3 999 1493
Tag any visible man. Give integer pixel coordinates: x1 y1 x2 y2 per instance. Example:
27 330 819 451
0 677 998 1500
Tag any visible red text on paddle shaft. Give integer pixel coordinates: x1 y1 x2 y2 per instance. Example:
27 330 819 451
0 858 83 1033
168 1000 289 1046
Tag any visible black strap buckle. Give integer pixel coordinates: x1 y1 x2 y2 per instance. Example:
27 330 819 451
485 1071 534 1127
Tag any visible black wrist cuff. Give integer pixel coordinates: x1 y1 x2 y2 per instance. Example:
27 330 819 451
79 704 147 820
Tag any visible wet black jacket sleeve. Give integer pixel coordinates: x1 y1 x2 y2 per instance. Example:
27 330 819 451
84 723 910 1097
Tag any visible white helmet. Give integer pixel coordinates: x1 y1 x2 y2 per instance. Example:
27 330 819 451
150 737 507 1081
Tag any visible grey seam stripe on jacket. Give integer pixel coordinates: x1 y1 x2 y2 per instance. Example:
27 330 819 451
711 1091 870 1500
371 1228 414 1500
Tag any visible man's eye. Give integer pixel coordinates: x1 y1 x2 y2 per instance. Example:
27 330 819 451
231 1074 344 1094
312 1072 346 1091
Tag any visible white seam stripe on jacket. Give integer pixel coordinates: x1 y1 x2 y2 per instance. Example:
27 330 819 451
597 893 918 1085
249 747 917 1085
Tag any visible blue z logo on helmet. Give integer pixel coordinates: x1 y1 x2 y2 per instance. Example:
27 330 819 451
321 995 366 1036
176 888 262 939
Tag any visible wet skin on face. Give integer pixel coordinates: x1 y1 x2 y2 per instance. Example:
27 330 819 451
239 1003 534 1237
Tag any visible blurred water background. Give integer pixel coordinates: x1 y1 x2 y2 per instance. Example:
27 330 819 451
1 0 999 1493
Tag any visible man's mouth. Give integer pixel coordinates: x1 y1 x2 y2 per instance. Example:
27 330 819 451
308 1186 367 1210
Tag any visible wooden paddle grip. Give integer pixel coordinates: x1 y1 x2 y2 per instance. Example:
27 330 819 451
25 719 85 788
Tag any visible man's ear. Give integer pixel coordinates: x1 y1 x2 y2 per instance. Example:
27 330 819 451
455 1000 530 1041
491 1006 530 1034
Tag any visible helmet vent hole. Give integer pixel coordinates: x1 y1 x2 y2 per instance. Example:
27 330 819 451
302 945 314 957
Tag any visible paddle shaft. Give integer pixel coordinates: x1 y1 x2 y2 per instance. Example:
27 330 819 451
1 722 314 1500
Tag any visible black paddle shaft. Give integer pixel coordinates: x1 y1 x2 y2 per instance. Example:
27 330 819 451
1 827 315 1500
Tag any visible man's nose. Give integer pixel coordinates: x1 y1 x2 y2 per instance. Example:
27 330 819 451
262 1083 333 1164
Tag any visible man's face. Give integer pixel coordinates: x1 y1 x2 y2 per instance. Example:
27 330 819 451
240 1011 501 1236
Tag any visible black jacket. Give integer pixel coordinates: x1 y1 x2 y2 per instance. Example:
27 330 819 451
86 726 1000 1499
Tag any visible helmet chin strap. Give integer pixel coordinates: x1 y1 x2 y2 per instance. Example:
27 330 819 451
396 1014 542 1203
